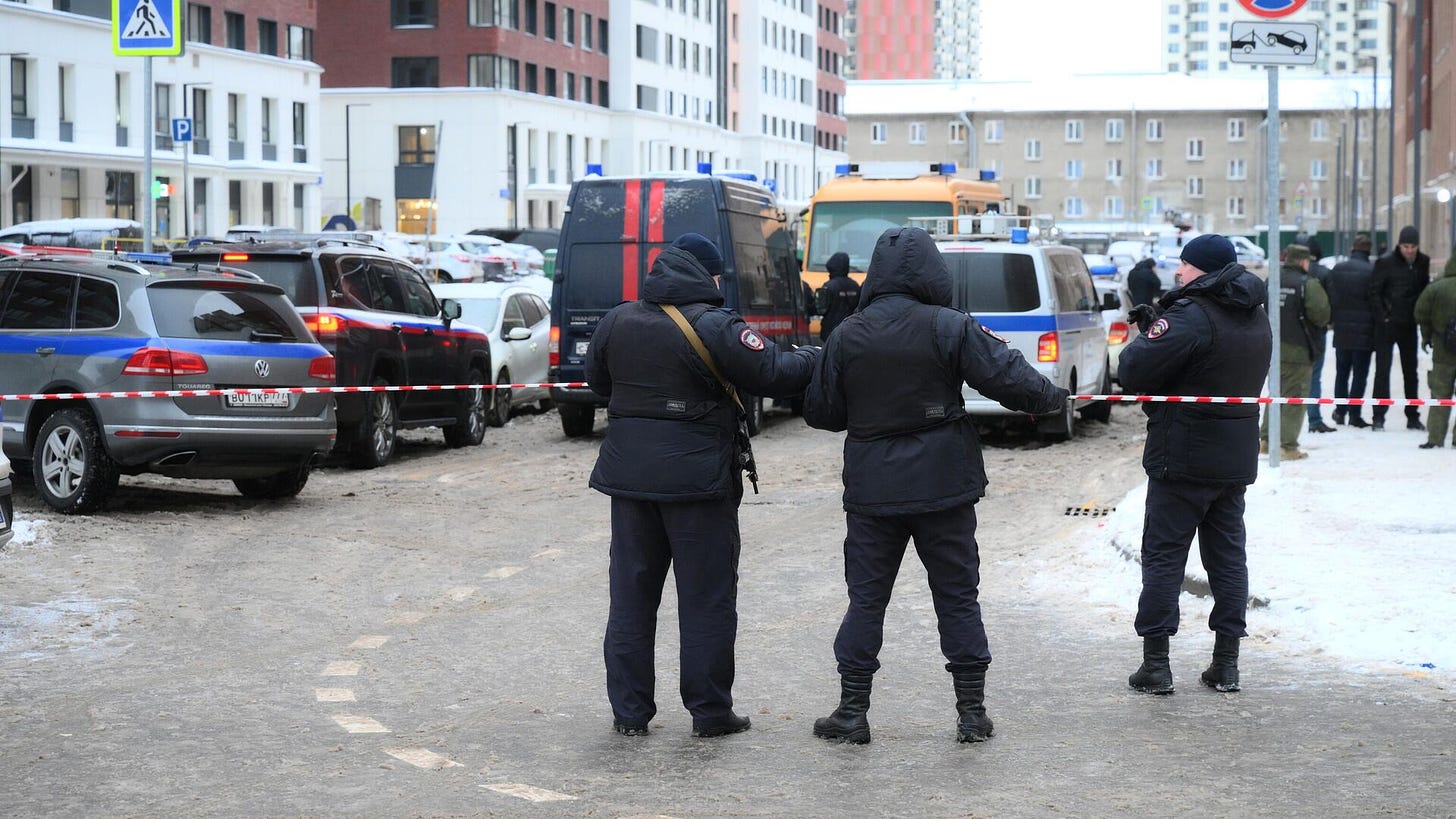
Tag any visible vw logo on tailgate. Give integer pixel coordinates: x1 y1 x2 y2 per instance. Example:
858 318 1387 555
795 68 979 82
254 360 271 378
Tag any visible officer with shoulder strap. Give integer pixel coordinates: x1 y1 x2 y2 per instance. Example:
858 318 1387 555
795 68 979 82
585 232 818 738
1261 244 1330 460
1414 255 1456 448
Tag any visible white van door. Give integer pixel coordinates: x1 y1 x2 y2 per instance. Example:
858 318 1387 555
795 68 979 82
1047 251 1108 397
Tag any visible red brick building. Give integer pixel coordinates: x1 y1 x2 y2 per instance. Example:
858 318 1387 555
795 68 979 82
816 0 848 154
850 0 934 81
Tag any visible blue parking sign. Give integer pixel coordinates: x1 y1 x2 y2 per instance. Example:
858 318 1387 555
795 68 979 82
171 118 192 143
113 0 184 56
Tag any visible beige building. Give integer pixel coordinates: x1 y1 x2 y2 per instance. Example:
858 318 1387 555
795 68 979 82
846 74 1390 242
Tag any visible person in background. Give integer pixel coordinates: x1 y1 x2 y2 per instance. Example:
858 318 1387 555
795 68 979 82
586 233 819 739
1413 255 1456 449
1328 235 1377 428
1304 237 1336 433
818 251 861 341
1128 257 1162 308
804 227 1066 744
1118 233 1271 695
1261 245 1330 460
1369 226 1431 431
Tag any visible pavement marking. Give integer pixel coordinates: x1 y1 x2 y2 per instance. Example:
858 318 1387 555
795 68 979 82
349 635 390 649
387 611 429 624
483 566 526 580
385 748 463 770
532 548 564 559
333 715 390 734
445 586 478 601
481 783 577 802
315 688 356 702
321 661 362 676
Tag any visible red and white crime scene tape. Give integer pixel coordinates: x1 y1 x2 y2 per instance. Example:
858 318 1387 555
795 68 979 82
0 383 1451 407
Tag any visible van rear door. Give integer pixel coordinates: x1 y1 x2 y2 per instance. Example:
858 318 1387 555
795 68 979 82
942 247 1052 415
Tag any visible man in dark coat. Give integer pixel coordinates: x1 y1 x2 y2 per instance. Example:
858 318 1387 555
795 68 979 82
1128 256 1162 308
818 250 860 340
1369 225 1431 430
1328 234 1377 427
1303 238 1336 432
803 227 1067 745
1118 233 1272 695
586 233 818 738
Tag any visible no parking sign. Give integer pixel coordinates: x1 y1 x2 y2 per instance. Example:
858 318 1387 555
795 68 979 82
1237 0 1308 18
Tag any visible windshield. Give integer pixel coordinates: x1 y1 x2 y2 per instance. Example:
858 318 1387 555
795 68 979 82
148 286 304 341
807 200 951 271
945 253 1042 314
455 297 501 331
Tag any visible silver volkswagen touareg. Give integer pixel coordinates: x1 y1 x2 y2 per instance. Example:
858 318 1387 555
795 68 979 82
0 254 337 514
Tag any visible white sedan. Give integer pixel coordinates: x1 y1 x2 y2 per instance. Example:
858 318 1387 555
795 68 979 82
1093 275 1140 385
430 282 552 426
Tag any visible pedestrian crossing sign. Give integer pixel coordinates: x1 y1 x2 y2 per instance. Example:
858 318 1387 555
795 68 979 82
112 0 184 56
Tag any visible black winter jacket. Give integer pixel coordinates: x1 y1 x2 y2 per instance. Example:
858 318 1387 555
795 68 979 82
803 228 1067 516
1370 249 1431 327
1117 263 1272 486
819 268 861 340
1328 250 1376 351
1128 258 1162 307
586 246 818 502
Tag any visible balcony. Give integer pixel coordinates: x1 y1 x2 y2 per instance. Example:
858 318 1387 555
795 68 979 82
293 146 306 163
229 140 245 160
262 143 277 161
59 121 73 142
11 117 35 139
193 137 210 156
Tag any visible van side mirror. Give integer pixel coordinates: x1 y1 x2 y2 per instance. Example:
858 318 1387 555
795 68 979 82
441 298 462 322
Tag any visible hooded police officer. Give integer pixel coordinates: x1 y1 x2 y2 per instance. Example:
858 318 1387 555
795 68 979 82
803 226 1068 745
1118 233 1272 695
818 251 860 341
586 233 818 739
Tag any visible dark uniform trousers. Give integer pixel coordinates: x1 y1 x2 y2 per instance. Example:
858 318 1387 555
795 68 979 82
1373 323 1422 422
835 501 990 676
604 494 741 725
1136 478 1249 638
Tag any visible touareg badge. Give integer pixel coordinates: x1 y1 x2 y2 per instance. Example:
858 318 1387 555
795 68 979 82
740 328 766 350
980 324 1010 344
1147 317 1170 339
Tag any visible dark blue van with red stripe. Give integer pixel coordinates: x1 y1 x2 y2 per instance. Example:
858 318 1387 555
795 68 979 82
549 173 811 438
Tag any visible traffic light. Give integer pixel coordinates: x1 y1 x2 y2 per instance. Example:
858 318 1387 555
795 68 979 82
151 180 175 199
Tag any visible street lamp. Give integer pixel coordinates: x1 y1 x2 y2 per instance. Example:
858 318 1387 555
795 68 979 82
0 52 29 227
344 103 371 226
181 81 210 237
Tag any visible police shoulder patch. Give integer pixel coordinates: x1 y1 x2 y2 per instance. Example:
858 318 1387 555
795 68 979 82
980 324 1010 344
1146 317 1171 339
739 328 766 350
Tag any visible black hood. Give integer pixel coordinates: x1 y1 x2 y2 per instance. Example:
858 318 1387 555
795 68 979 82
1162 261 1266 311
640 245 725 306
857 227 952 310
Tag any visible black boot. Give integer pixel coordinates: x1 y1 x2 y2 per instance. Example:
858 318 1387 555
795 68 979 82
813 672 872 744
1200 633 1241 692
1128 635 1175 694
952 670 994 742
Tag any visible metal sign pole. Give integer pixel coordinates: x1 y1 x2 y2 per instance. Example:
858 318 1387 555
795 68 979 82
144 55 153 253
1267 65 1281 466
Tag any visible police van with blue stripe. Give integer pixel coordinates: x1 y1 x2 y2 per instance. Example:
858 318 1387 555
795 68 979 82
916 215 1112 441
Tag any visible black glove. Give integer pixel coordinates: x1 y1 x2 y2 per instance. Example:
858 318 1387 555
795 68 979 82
1129 303 1162 334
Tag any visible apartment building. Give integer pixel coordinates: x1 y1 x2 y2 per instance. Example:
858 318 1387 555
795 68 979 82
845 0 980 80
1388 0 1453 263
1163 0 1389 75
1 0 324 235
846 74 1389 238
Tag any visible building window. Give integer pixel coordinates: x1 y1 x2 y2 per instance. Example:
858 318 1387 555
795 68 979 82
191 87 210 150
1025 176 1042 199
194 178 209 232
1104 196 1124 218
1228 158 1247 180
61 168 81 218
228 180 242 226
1106 158 1123 180
292 183 304 230
287 25 315 61
1227 117 1246 141
1311 159 1327 179
636 25 659 60
1309 197 1326 217
1186 137 1205 160
392 0 438 26
261 98 276 152
1065 119 1083 142
470 0 519 28
1064 197 1085 218
525 63 538 93
1311 119 1328 140
106 170 136 220
525 0 538 34
545 67 558 96
1146 118 1163 141
870 122 886 144
1146 158 1164 179
262 181 275 226
391 57 440 87
154 82 173 150
948 121 967 144
187 3 212 44
399 125 436 164
583 12 593 48
258 19 278 56
636 84 658 111
908 121 926 144
225 11 245 49
10 58 30 122
292 102 306 162
1105 118 1124 142
563 6 574 44
1187 176 1204 198
1065 159 1083 180
981 120 1002 143
468 55 520 89
544 1 557 39
1025 138 1041 160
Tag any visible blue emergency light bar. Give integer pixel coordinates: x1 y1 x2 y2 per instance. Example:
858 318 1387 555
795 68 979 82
979 170 996 181
697 162 713 174
123 251 174 264
586 163 604 176
717 170 760 183
931 162 957 175
834 163 856 176
1010 228 1029 244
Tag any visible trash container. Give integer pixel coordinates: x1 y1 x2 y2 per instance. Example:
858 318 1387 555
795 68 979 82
543 248 557 280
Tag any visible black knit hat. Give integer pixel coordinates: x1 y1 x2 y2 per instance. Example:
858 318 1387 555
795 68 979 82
1398 225 1419 245
826 252 850 276
1179 233 1237 274
671 233 723 278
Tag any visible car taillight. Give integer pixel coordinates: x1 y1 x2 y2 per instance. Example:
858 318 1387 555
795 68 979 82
308 355 336 382
304 312 346 337
549 325 560 367
122 347 208 376
1108 321 1130 345
451 253 473 263
221 253 250 261
1037 331 1059 363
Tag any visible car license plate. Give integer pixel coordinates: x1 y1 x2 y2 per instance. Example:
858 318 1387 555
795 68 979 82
226 392 291 409
575 341 589 356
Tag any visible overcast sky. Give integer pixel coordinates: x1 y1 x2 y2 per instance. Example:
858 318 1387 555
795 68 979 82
977 0 1164 81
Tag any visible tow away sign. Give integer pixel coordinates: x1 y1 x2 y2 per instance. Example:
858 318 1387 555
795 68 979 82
113 0 184 56
1229 21 1319 66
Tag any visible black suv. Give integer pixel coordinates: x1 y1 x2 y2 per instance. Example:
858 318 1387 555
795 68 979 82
173 238 493 468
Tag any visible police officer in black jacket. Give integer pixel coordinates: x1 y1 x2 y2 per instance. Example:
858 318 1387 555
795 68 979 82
818 251 861 340
1369 225 1432 430
586 233 817 739
803 227 1067 745
1118 234 1272 695
1328 235 1377 427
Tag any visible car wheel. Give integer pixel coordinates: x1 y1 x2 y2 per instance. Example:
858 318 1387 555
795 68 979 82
743 393 765 437
1293 45 1303 55
434 271 454 283
1266 34 1277 46
349 377 398 469
445 366 489 447
234 466 310 499
559 403 595 438
488 369 512 427
1037 379 1077 443
1079 363 1114 423
32 408 120 515
1242 44 1253 54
